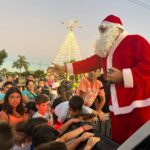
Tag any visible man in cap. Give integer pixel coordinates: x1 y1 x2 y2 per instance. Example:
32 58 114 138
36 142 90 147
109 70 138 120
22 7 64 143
49 15 150 144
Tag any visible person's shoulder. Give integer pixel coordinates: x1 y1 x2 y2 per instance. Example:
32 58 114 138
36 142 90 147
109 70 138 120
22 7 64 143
55 101 68 108
82 105 93 113
0 111 8 121
80 77 87 82
95 79 102 83
52 97 64 109
123 34 149 48
128 34 149 43
22 89 28 94
0 111 6 116
12 144 31 150
97 80 104 87
0 93 5 99
81 77 90 84
32 112 41 118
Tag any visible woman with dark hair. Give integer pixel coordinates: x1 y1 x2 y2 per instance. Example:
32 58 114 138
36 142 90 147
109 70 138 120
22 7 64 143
0 87 28 125
22 80 37 104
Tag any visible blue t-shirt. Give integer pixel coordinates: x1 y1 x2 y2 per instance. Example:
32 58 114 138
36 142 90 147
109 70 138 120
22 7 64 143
22 89 37 101
0 93 5 101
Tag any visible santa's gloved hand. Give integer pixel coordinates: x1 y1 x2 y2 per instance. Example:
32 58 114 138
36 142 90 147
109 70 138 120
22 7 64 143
107 67 123 83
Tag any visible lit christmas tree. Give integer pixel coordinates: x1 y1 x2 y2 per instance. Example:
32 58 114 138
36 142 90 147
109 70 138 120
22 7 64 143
53 20 83 85
54 20 82 65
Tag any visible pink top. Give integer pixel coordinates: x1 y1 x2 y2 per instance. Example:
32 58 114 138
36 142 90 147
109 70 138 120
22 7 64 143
76 78 105 107
8 114 28 125
0 111 28 125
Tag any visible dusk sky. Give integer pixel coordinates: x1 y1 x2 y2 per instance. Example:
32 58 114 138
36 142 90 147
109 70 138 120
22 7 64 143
0 0 150 71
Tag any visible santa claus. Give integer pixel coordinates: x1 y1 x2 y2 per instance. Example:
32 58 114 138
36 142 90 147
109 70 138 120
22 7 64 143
50 15 150 144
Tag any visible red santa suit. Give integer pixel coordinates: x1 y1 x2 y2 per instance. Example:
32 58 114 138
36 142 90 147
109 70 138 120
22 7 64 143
66 15 150 144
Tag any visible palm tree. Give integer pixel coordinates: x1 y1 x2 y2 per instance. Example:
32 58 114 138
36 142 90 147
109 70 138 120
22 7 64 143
0 49 8 67
12 55 30 73
0 68 8 76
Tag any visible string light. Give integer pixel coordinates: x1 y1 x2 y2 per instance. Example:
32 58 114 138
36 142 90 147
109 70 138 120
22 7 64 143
54 20 82 65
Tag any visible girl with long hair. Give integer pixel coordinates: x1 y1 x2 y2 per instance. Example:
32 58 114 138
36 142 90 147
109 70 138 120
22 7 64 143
0 87 28 125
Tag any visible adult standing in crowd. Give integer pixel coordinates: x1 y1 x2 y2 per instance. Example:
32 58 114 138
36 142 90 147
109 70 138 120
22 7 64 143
75 69 105 121
50 15 150 144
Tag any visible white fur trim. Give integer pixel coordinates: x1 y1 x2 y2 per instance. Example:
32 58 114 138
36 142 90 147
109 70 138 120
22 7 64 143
106 31 128 115
66 63 74 75
107 31 128 70
123 68 133 88
109 98 150 115
110 84 119 114
102 21 124 30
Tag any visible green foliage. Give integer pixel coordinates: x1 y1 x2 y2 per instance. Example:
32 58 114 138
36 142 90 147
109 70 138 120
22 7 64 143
0 68 8 76
21 70 45 79
33 69 46 78
57 72 83 87
21 70 33 77
57 59 83 84
68 74 80 83
0 49 8 67
64 59 75 64
12 55 30 73
72 82 79 90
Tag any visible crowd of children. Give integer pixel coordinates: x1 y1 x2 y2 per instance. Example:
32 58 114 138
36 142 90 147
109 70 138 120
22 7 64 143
0 73 109 150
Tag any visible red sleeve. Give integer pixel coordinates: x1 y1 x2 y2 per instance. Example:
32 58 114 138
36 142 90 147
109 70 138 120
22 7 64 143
73 54 102 75
132 35 150 86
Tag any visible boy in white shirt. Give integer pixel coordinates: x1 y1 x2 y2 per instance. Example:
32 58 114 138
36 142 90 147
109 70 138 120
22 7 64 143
32 94 53 126
54 95 98 123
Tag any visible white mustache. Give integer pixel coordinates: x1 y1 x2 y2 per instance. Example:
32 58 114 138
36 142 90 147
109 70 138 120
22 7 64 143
94 26 120 58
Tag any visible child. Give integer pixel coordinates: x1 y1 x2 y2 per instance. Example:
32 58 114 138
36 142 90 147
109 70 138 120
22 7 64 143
31 125 59 148
52 85 67 109
13 121 31 150
32 94 53 126
54 95 98 123
0 122 14 150
0 87 28 126
0 81 14 104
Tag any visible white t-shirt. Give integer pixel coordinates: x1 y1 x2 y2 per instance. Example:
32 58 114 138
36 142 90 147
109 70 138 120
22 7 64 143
54 101 93 123
32 111 53 126
51 81 59 95
12 144 31 150
32 112 49 119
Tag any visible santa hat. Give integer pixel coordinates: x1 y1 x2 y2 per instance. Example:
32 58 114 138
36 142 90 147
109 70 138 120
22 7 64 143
101 15 124 29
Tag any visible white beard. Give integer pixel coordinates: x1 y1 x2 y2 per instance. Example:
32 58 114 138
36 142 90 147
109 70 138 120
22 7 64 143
94 26 120 58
